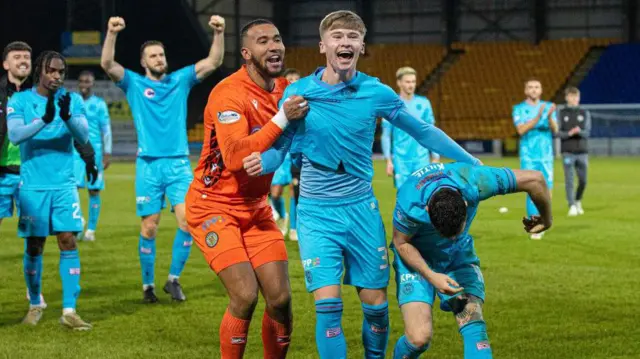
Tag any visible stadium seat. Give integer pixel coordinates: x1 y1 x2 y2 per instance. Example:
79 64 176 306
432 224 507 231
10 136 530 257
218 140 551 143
428 39 615 139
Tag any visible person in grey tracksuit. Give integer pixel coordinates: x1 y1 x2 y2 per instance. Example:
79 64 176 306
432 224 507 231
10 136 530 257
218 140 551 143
557 87 591 216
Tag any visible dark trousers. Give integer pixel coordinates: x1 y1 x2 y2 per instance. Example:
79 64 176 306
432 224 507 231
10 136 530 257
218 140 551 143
562 153 588 206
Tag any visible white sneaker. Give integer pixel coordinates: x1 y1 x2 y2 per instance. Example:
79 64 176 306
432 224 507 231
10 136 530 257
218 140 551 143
25 289 47 309
530 232 544 240
83 229 96 242
568 205 579 217
576 201 585 215
289 229 298 241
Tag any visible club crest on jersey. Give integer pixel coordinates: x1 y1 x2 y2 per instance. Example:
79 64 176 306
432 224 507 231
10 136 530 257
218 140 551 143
217 110 241 124
205 232 219 248
578 115 584 122
143 88 156 99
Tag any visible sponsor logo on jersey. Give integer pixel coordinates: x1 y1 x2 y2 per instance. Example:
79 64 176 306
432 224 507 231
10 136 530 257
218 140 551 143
143 88 156 99
6 106 14 114
217 110 241 124
251 99 258 110
476 341 491 350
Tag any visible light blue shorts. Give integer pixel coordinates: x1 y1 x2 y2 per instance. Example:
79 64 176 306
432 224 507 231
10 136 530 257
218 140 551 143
0 174 20 218
74 152 105 190
135 156 193 217
297 194 389 292
18 188 83 237
392 246 485 310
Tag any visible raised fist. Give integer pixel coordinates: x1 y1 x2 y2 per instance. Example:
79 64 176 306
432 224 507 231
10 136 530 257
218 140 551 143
208 15 225 34
108 17 126 34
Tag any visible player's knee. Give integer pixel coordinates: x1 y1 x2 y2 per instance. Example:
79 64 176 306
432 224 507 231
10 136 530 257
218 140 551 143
140 219 159 238
25 237 45 256
176 217 189 232
452 295 485 328
89 190 100 197
265 289 292 314
405 325 433 349
229 288 259 315
56 232 77 251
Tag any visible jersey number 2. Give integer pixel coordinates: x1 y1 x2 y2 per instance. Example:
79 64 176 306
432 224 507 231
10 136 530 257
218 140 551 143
72 203 82 219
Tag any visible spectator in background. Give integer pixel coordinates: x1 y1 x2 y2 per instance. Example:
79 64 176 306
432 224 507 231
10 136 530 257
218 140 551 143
558 87 590 217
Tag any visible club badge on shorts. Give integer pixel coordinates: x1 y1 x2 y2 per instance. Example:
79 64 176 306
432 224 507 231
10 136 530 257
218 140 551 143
205 232 219 248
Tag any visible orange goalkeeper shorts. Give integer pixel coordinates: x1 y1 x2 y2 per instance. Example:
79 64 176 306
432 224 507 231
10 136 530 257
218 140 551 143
185 191 287 273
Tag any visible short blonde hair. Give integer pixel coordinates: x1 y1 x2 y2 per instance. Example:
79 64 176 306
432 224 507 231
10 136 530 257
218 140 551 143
319 10 367 36
396 66 417 80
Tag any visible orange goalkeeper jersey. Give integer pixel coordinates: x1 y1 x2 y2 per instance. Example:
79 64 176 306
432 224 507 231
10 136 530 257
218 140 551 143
189 65 289 210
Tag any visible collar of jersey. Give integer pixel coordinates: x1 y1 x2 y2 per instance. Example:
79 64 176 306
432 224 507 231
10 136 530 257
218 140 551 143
311 67 359 90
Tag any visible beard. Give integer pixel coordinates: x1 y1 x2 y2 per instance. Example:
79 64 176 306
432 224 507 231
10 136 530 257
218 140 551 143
250 54 284 78
149 65 168 78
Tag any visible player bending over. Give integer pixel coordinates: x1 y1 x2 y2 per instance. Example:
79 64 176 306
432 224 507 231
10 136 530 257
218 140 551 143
101 15 225 302
74 70 112 241
246 11 481 359
7 51 92 330
381 66 439 189
513 78 557 240
390 162 552 358
186 19 308 358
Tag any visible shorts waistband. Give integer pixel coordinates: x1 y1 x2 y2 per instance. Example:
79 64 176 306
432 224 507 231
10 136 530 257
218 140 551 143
298 192 374 207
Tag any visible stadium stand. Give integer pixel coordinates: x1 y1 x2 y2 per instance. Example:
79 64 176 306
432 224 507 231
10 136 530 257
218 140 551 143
429 38 614 139
579 43 640 104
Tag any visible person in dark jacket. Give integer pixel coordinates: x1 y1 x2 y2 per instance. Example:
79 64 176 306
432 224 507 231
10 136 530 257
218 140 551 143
557 87 591 216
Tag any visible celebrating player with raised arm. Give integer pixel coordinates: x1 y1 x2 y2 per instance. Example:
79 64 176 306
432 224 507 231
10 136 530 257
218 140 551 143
381 66 440 189
185 19 308 359
245 10 480 359
100 15 225 302
513 78 557 240
7 51 92 330
74 70 112 242
390 163 552 359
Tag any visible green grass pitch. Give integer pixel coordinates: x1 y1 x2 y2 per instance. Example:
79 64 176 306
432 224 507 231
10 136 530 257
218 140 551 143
0 157 639 358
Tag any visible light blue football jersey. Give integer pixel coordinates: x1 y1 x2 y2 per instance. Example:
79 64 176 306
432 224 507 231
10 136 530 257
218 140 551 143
116 65 199 157
512 101 557 161
7 88 87 190
78 94 110 155
392 162 517 271
381 95 437 163
281 68 404 198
